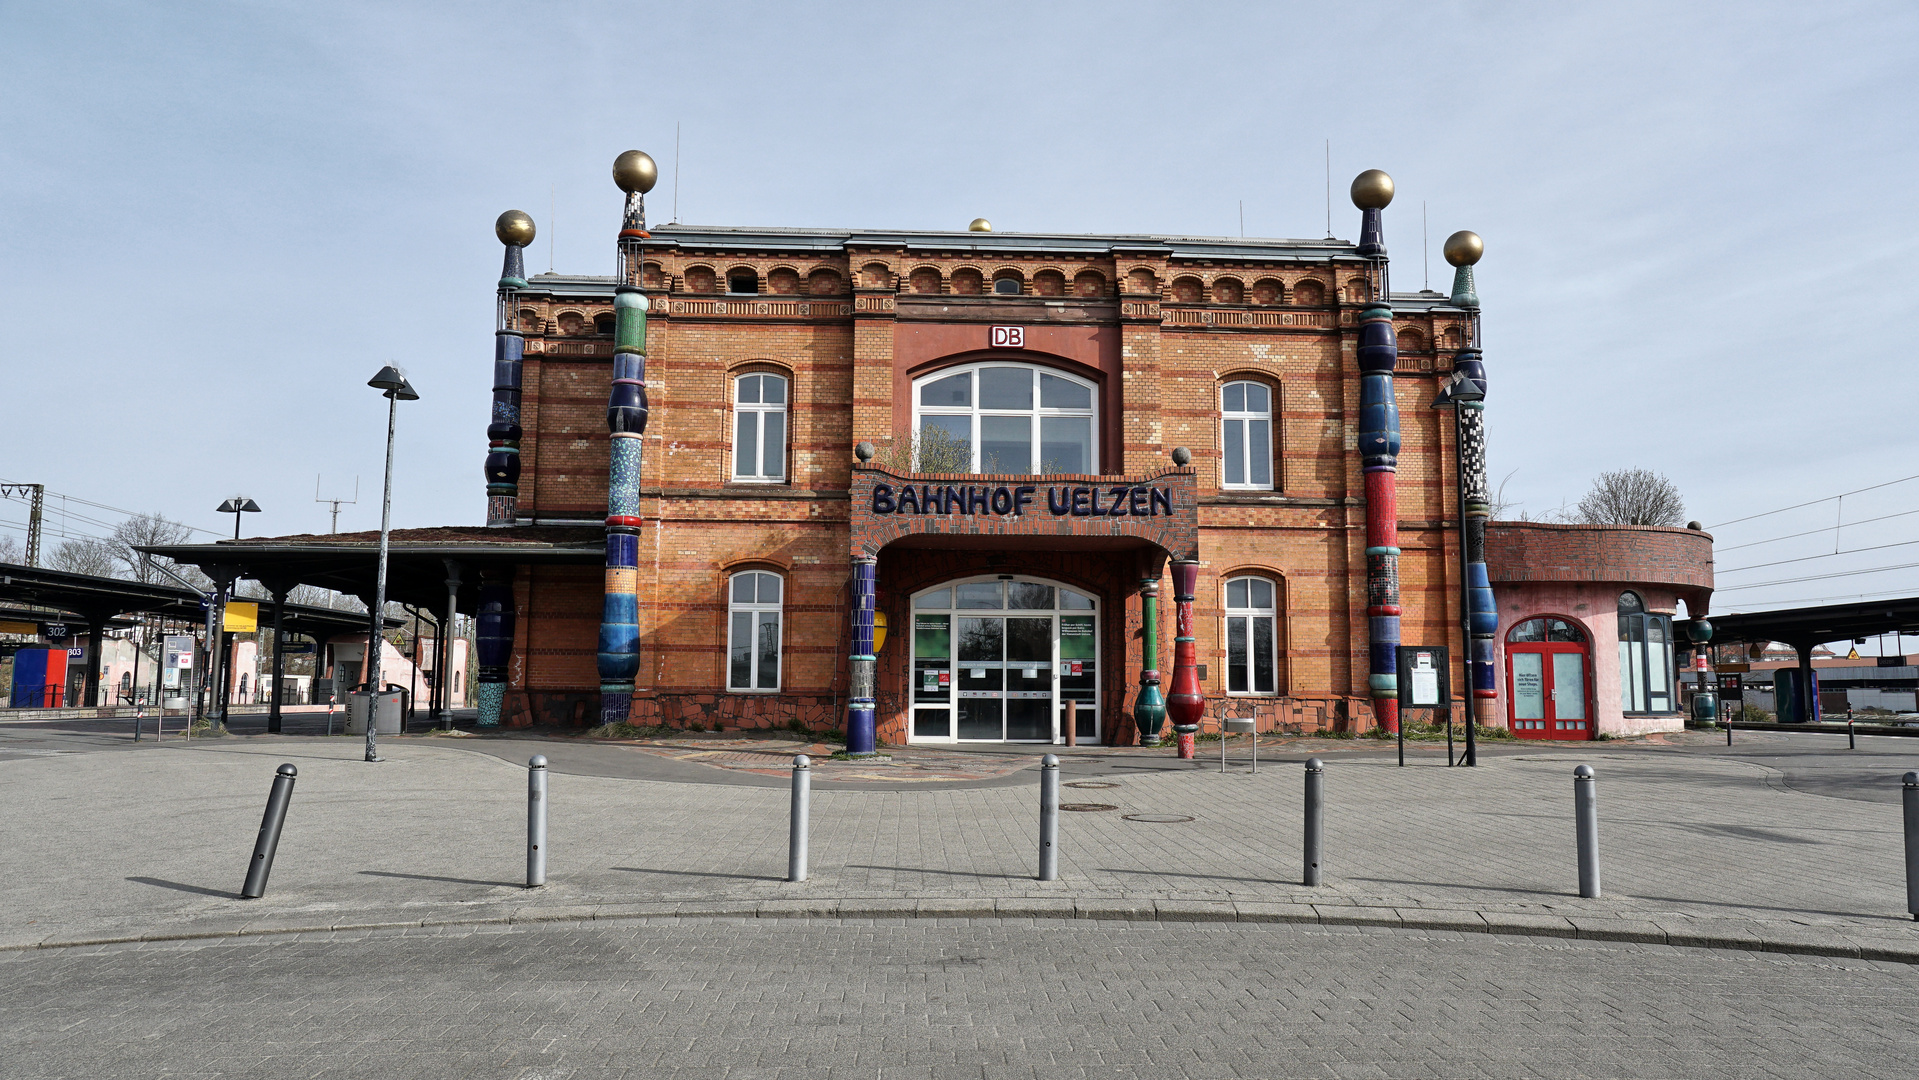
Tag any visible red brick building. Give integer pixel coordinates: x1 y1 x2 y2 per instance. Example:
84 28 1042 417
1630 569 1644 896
494 223 1493 743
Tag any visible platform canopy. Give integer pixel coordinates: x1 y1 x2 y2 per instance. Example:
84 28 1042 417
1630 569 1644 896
1682 595 1919 649
138 525 602 616
0 561 376 639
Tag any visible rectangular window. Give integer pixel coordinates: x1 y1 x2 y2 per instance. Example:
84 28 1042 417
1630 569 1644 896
1225 615 1276 694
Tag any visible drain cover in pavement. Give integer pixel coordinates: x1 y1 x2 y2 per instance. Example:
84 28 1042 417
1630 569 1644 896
1065 781 1119 789
1060 802 1118 812
1122 813 1194 823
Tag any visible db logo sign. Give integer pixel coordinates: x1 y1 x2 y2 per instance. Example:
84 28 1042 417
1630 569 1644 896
989 326 1023 348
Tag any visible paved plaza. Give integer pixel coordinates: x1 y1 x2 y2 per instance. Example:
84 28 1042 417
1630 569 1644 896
2 721 1917 1077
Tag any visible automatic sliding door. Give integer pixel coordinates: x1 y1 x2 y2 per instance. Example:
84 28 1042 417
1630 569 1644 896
956 616 1004 739
1004 617 1053 741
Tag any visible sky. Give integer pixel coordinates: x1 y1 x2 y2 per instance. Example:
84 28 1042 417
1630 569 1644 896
4 1 1917 628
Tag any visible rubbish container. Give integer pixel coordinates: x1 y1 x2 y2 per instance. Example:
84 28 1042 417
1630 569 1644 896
345 689 404 735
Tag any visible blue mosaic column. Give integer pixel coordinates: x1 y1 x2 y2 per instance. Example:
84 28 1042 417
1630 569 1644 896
846 555 878 755
599 151 657 728
1446 231 1498 721
475 571 515 727
487 211 533 527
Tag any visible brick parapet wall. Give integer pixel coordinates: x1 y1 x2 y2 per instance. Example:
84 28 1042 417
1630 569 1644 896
1484 522 1714 592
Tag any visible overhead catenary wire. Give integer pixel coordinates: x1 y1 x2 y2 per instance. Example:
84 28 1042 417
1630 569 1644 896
1715 560 1919 592
1715 506 1919 552
1717 537 1919 575
1707 473 1919 530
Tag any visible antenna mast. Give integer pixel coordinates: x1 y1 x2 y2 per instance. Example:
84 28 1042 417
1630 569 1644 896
314 475 359 534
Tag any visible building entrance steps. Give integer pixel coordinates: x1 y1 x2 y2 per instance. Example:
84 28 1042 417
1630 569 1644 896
3 726 1918 962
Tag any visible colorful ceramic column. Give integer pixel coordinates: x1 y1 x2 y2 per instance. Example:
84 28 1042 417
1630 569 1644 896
1133 576 1165 747
1165 559 1205 758
599 150 658 728
1352 170 1402 734
487 211 534 527
846 555 878 755
475 569 514 727
1445 231 1498 729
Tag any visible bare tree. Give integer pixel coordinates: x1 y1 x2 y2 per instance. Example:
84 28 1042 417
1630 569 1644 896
112 513 198 584
47 536 120 577
1573 468 1686 527
0 534 20 564
869 427 973 474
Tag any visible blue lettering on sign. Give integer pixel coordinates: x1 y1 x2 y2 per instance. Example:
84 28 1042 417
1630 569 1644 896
872 483 1176 519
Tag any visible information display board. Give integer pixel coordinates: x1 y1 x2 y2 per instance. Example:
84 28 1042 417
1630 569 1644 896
1394 645 1452 708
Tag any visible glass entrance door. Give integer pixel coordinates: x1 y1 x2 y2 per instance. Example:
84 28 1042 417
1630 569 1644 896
910 577 1098 744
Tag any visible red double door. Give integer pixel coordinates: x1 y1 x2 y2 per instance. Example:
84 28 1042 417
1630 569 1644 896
1507 640 1592 740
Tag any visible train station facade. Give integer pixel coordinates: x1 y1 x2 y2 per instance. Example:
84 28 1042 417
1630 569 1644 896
487 221 1486 744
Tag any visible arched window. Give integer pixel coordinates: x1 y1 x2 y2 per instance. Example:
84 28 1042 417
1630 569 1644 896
727 571 783 691
1224 576 1278 694
992 271 1023 295
1616 591 1673 713
727 269 759 295
913 363 1097 474
1220 381 1273 490
733 373 788 482
593 313 615 335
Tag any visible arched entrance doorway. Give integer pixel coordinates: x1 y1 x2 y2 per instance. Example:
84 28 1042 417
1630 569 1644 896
908 575 1099 744
1506 616 1593 740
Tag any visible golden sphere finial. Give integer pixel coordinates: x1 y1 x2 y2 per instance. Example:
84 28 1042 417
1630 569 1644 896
613 150 659 194
1443 230 1483 267
969 218 992 232
495 210 536 247
1350 169 1394 210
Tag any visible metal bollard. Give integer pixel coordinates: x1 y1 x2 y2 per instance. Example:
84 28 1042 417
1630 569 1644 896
1573 764 1601 898
239 763 298 899
1039 754 1060 881
1903 771 1918 921
1304 757 1324 886
526 755 547 887
788 755 811 883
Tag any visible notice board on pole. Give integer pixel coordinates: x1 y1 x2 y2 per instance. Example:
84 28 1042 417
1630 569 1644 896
1395 645 1451 708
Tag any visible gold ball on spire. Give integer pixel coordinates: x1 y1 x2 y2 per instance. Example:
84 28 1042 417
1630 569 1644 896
1350 169 1395 210
1443 230 1483 267
969 218 992 232
613 150 659 194
495 210 536 247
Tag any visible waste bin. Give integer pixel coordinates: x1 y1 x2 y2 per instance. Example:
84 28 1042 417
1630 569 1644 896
345 689 404 734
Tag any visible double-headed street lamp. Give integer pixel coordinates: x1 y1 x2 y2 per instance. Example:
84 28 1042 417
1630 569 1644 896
363 364 419 763
202 497 260 728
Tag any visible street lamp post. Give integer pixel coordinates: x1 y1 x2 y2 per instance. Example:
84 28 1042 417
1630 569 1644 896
208 498 260 728
364 364 419 762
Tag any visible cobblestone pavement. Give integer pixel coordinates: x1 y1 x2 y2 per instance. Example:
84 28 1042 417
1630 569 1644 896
3 727 1917 959
5 917 1917 1079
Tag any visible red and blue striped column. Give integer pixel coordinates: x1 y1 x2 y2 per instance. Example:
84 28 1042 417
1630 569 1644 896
1352 170 1402 733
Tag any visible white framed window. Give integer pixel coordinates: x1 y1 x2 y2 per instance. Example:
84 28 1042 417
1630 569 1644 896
733 373 788 482
727 571 783 691
912 363 1097 474
1220 381 1273 490
1224 575 1278 694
